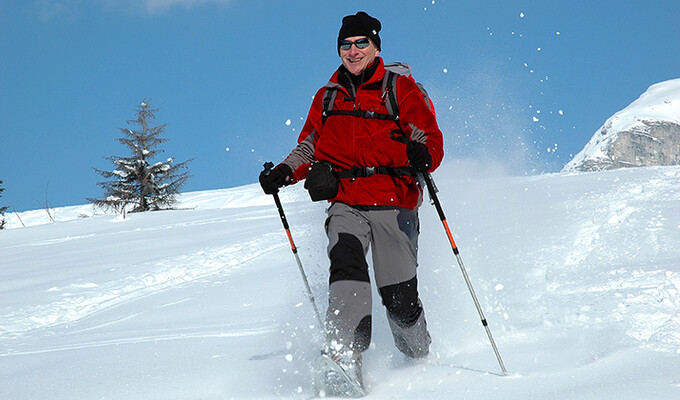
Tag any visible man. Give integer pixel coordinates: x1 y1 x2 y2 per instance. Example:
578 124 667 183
259 11 444 390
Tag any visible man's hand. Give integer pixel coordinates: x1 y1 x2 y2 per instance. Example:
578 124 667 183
259 163 293 194
406 142 432 172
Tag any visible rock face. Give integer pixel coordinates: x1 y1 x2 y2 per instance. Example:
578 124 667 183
563 79 680 172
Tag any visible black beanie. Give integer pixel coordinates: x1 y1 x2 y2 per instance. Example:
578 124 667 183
337 11 381 52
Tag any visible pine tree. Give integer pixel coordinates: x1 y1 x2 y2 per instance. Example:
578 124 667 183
0 180 9 229
90 100 192 213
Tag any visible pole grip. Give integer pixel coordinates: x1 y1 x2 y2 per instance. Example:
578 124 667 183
262 161 280 195
263 161 275 175
423 172 446 222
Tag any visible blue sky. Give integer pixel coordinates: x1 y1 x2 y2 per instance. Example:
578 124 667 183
1 0 679 212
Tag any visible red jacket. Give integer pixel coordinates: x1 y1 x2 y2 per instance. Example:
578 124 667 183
284 57 444 209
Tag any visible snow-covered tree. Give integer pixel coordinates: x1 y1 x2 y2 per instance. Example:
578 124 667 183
89 100 192 213
0 180 8 229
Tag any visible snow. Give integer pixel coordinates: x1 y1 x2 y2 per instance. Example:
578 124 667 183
2 163 680 399
563 78 680 171
606 79 680 133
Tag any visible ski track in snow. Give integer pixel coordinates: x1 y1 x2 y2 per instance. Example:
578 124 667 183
1 324 281 357
0 233 284 338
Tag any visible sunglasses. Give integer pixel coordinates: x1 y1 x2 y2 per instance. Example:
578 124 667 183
339 38 371 51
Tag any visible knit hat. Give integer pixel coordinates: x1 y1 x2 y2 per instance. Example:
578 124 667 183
337 11 381 52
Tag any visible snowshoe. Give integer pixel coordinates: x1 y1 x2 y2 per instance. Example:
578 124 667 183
312 351 366 398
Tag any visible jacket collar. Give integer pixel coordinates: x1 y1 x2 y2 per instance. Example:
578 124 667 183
327 57 385 92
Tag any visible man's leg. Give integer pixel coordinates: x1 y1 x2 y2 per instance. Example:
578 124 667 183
325 203 373 353
370 207 432 358
379 277 431 358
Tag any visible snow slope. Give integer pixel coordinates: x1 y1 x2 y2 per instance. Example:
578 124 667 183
563 78 680 171
2 163 680 399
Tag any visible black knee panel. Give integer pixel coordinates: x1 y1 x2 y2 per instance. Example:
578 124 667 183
379 276 422 328
329 233 370 284
353 315 372 352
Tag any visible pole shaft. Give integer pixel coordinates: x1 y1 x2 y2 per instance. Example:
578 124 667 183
272 192 324 328
423 172 508 375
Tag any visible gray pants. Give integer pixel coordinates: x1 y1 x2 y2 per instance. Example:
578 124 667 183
324 202 431 358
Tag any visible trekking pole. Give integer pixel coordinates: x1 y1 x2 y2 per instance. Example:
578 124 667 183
389 131 507 375
421 171 508 375
262 162 324 328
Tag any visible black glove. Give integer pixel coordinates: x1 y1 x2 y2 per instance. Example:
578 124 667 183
406 141 432 172
259 163 293 194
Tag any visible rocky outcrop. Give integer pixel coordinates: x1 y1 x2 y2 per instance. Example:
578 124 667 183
573 120 680 172
563 79 680 172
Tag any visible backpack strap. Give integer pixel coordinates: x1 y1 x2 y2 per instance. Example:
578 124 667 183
322 62 431 126
321 83 398 123
321 85 340 125
321 69 403 125
382 70 400 124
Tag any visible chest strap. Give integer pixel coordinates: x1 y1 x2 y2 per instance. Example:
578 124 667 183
321 70 401 125
321 109 398 123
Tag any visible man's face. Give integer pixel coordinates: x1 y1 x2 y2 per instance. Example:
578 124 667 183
339 36 380 76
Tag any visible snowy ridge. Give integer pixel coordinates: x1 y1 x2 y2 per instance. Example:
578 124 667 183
563 78 680 171
604 79 680 133
2 183 281 229
1 164 679 399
